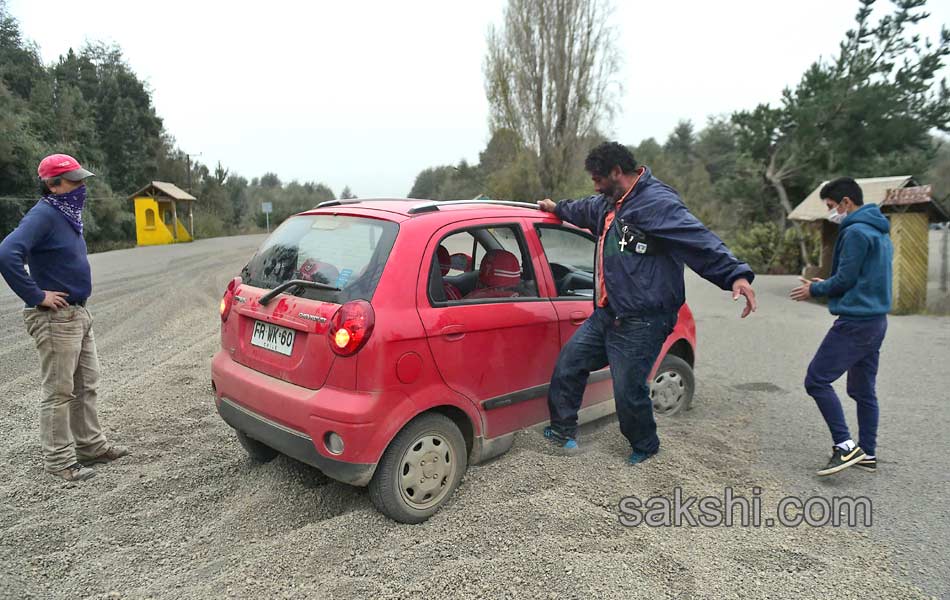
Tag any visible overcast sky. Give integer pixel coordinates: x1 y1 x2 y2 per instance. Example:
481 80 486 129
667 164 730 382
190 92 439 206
8 0 950 197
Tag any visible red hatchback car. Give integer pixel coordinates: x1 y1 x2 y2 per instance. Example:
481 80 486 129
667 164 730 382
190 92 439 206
211 199 697 523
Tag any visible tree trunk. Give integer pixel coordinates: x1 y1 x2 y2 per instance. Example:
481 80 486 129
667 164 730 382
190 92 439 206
765 155 812 269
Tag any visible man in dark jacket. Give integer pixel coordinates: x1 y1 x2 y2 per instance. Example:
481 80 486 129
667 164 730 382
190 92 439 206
791 177 892 476
0 154 129 482
537 142 756 464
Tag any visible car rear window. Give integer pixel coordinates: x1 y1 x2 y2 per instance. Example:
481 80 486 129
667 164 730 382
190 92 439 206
240 214 399 303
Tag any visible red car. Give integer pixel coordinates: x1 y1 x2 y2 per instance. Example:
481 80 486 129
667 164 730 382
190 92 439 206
211 199 697 523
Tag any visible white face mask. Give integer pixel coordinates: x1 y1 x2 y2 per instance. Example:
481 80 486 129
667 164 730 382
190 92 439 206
827 208 846 225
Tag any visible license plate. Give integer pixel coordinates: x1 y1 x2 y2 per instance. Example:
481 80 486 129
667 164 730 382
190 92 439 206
250 320 296 356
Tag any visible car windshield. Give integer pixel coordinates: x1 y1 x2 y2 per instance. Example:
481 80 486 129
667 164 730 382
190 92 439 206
240 214 399 303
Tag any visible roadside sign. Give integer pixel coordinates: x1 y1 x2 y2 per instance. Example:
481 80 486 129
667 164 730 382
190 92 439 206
262 202 273 233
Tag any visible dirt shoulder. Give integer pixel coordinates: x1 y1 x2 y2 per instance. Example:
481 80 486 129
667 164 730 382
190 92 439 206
0 236 933 599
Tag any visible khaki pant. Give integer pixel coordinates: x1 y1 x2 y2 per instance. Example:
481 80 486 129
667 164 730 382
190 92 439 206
24 306 108 472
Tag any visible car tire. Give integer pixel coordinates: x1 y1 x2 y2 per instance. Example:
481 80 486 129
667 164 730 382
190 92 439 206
369 413 467 524
650 354 695 417
236 430 279 462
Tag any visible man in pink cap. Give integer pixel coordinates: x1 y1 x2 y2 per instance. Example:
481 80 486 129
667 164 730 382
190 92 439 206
0 154 129 482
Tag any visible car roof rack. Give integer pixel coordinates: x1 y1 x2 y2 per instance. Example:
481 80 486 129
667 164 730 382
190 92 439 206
315 199 358 209
314 198 542 214
407 199 540 215
314 198 426 209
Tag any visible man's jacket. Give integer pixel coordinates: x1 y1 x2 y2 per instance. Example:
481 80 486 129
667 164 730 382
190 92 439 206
554 166 754 316
809 204 892 319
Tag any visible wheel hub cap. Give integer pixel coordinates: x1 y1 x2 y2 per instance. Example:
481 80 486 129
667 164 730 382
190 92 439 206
399 434 455 509
651 370 685 414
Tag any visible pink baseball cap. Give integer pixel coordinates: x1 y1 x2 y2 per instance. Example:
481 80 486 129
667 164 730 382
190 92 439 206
37 154 95 181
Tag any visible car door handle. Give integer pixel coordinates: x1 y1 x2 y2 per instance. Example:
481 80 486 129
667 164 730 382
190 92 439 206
441 325 465 341
569 311 588 325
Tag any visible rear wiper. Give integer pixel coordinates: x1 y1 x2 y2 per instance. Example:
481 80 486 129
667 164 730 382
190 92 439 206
259 279 341 306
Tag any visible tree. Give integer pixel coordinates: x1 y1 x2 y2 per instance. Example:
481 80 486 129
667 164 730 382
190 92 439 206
408 165 455 199
340 186 356 199
734 0 950 266
478 128 522 174
632 138 662 167
439 160 486 200
926 135 950 212
252 180 335 228
485 151 544 201
225 175 249 228
664 120 696 163
0 81 42 235
694 117 738 184
259 172 282 188
484 0 620 196
0 0 46 101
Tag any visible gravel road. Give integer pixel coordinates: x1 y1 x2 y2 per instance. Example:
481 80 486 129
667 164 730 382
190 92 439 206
0 234 943 599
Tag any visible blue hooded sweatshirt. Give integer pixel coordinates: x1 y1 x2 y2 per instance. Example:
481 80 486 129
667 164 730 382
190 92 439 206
809 204 892 319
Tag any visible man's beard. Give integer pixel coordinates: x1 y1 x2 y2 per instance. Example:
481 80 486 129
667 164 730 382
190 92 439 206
606 180 624 202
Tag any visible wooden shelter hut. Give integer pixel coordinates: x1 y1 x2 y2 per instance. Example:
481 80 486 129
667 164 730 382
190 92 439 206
129 182 197 246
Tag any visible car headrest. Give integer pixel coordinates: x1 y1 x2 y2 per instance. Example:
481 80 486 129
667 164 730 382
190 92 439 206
478 249 521 288
437 245 452 276
299 259 340 285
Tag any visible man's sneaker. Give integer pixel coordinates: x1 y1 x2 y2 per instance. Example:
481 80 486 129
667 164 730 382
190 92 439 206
80 445 130 465
855 457 877 473
543 426 578 451
816 445 867 476
50 463 96 482
628 450 657 465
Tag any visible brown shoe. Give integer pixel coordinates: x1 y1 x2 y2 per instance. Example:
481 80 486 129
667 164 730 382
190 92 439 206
50 463 96 482
81 445 130 465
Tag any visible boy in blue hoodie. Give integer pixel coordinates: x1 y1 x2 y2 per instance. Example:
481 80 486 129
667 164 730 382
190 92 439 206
790 177 892 476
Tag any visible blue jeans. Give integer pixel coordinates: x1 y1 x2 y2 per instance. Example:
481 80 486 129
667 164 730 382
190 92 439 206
804 316 887 456
547 307 677 454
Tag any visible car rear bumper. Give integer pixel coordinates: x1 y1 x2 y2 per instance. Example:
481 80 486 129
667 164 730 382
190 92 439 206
216 395 375 486
211 350 406 486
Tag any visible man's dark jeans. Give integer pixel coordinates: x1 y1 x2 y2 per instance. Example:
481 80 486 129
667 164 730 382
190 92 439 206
547 307 677 454
804 316 887 456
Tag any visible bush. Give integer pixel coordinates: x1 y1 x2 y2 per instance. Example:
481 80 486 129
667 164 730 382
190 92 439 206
730 222 819 274
86 239 135 254
193 212 229 239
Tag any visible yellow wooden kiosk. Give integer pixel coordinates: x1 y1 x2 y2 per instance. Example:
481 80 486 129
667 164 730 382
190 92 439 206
880 185 948 313
130 181 196 246
789 177 948 314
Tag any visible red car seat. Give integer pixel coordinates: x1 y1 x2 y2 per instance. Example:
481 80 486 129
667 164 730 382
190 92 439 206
437 245 463 301
464 249 522 299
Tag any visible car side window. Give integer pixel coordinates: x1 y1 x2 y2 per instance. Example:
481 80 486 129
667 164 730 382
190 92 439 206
428 225 539 306
535 225 596 299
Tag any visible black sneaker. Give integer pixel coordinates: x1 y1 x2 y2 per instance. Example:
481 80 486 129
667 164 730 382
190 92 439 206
855 457 877 473
817 445 867 476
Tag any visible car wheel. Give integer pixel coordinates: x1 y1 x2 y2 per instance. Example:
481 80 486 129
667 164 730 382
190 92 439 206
369 413 467 524
236 430 279 462
650 354 695 417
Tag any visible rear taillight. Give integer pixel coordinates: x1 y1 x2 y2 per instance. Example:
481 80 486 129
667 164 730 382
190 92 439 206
328 300 375 356
220 277 241 322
